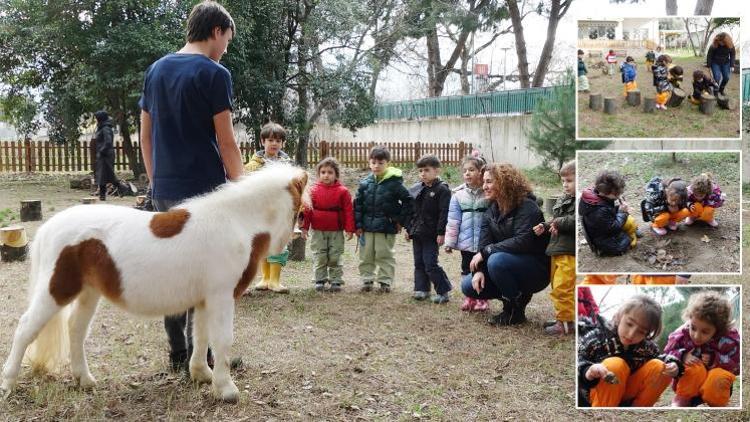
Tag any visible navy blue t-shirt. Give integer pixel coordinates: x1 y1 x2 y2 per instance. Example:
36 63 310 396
139 53 233 200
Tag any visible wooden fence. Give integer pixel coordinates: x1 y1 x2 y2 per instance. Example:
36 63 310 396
0 139 473 172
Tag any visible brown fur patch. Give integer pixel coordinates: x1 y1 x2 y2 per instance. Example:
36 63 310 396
149 209 190 238
234 233 271 298
49 239 123 306
286 172 308 213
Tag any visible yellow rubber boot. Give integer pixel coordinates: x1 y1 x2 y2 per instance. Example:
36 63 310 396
622 215 638 248
253 260 271 290
268 263 289 293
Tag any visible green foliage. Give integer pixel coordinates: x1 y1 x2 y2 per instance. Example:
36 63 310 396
0 208 18 228
526 69 609 171
0 90 41 139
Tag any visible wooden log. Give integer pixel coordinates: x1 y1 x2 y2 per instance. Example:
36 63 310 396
643 97 656 113
626 90 641 106
589 93 602 111
544 195 559 218
666 87 685 107
81 197 98 204
0 226 28 262
700 95 716 115
20 200 42 222
288 228 305 261
603 97 616 114
716 93 732 110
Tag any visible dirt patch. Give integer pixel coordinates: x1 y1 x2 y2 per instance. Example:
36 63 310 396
577 55 741 139
577 152 741 273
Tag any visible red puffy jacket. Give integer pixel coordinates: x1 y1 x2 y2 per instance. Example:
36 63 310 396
302 180 355 233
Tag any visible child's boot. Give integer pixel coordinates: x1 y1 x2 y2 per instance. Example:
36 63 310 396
460 297 476 311
667 221 678 231
544 320 573 336
707 219 718 227
684 216 695 225
253 261 272 290
651 225 667 236
472 299 489 312
671 395 692 407
268 263 289 293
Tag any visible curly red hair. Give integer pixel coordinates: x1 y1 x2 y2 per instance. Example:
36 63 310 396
484 163 532 214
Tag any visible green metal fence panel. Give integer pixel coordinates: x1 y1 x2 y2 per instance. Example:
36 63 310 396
743 70 749 105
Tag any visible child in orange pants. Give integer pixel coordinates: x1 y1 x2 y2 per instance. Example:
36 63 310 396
578 295 681 407
684 173 724 228
652 54 673 109
643 176 690 236
664 291 740 407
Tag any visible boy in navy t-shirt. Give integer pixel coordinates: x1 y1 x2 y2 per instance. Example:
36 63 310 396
139 0 243 373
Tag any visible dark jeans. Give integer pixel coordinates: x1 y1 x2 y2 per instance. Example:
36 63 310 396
710 62 731 93
461 252 550 300
460 250 474 276
412 236 452 295
153 198 193 355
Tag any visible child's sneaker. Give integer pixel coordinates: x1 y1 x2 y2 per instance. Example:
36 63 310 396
635 228 644 238
544 321 573 336
652 226 667 236
329 282 342 292
432 293 450 304
460 297 476 311
671 395 692 407
684 216 695 225
413 291 429 301
472 299 489 311
667 221 678 231
543 319 558 328
361 282 373 292
707 219 718 227
378 283 391 293
314 281 326 291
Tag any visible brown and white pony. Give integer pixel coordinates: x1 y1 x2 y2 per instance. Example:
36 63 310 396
1 164 307 402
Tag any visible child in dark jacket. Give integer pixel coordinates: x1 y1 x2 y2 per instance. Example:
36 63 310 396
652 54 673 109
641 177 690 236
407 155 452 303
577 49 589 92
578 294 682 407
689 70 720 104
533 160 575 336
354 145 413 292
579 170 639 256
302 158 355 292
664 291 740 407
620 56 637 97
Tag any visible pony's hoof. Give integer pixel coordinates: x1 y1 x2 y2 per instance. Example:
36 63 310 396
0 379 14 399
190 365 213 384
212 381 239 403
77 374 97 389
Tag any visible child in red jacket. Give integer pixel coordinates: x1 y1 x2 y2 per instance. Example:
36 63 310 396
302 158 355 292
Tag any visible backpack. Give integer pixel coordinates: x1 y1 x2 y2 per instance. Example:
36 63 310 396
640 176 665 222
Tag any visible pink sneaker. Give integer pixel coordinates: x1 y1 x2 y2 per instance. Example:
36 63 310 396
667 221 678 231
684 217 694 225
671 395 692 407
472 299 490 312
460 297 476 311
652 226 667 236
707 219 718 227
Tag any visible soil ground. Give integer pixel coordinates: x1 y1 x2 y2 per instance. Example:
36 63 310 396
576 152 741 274
577 55 741 139
0 170 746 420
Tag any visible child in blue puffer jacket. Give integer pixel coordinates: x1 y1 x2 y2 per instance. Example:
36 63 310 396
444 152 490 312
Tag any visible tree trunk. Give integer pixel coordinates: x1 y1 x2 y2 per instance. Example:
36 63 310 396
643 97 656 113
459 43 470 95
118 114 145 177
700 95 716 115
426 25 442 97
507 0 530 88
666 0 677 15
0 226 27 262
684 19 698 57
694 0 714 15
626 90 641 106
589 93 602 110
20 200 42 222
603 97 616 114
531 0 570 87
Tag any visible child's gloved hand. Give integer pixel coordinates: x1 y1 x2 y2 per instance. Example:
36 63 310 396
436 235 444 246
684 353 702 366
585 363 609 381
662 362 679 378
532 223 545 236
549 221 559 237
301 229 308 240
355 229 363 237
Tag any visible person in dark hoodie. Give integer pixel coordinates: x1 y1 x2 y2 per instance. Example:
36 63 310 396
461 163 550 326
93 110 118 200
406 154 452 304
579 170 639 256
706 32 736 96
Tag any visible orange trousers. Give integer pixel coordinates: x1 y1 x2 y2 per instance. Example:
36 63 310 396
689 203 715 222
549 255 575 322
590 357 672 407
652 209 691 228
631 275 676 285
675 364 736 407
655 91 671 106
581 275 618 285
623 81 638 97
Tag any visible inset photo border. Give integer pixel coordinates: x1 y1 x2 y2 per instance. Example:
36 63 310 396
575 17 742 140
575 150 742 275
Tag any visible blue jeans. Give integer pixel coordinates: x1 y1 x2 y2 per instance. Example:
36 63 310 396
710 62 731 93
461 252 550 300
413 236 452 295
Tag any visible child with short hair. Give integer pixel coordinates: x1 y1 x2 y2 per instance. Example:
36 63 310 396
652 54 673 110
354 145 413 293
407 154 452 303
578 295 682 407
645 49 656 72
684 173 724 227
664 291 740 407
445 152 490 311
641 177 690 236
689 70 720 104
301 157 355 292
668 65 684 89
579 170 639 256
533 160 575 336
620 56 637 97
605 49 617 77
245 121 293 293
577 49 590 92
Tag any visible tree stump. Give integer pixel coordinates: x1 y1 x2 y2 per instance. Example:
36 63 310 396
603 97 616 114
643 98 656 113
700 95 716 115
544 195 559 218
589 93 602 111
666 87 685 107
20 200 42 222
70 176 93 190
81 197 98 204
288 228 305 261
0 226 28 262
716 93 732 110
626 90 641 106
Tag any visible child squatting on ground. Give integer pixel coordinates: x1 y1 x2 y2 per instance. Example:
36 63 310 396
685 173 724 228
642 177 690 236
689 70 720 105
579 170 639 256
406 154 453 304
354 146 413 293
533 160 575 336
620 56 637 97
301 157 355 292
578 295 682 407
663 291 740 407
652 54 673 110
445 152 491 312
245 122 294 293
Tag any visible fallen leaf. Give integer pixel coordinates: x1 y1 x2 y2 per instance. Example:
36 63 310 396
701 235 710 243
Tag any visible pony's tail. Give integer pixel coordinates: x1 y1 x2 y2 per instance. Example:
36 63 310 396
23 232 70 374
